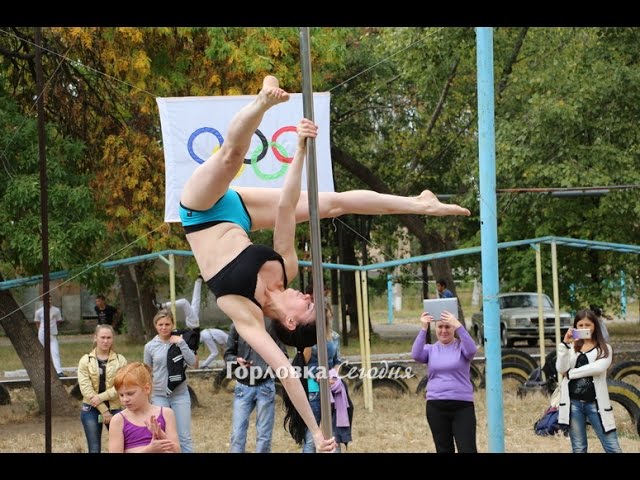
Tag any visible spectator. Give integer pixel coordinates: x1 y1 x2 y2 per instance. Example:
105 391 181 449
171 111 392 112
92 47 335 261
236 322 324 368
77 324 127 453
556 309 622 453
153 276 202 329
224 319 287 453
95 294 121 333
199 328 229 369
144 309 197 453
411 310 478 453
34 297 64 377
302 305 352 453
436 279 454 299
109 362 180 453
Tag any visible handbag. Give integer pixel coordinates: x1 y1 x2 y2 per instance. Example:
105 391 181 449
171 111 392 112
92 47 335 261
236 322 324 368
568 376 594 398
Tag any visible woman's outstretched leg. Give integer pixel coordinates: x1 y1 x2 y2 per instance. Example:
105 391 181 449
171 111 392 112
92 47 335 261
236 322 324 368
239 187 470 230
180 76 290 210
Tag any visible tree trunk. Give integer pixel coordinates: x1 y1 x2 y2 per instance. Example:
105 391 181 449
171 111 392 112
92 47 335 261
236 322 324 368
339 220 359 340
420 262 432 343
422 238 465 323
0 274 74 415
117 265 144 343
134 261 159 339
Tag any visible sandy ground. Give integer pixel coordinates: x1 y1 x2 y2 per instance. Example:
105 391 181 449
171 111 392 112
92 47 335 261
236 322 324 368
1 374 639 454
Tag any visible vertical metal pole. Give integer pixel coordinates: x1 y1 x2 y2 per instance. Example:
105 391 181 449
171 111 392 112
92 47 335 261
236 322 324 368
338 225 348 346
35 26 52 453
299 27 331 439
387 274 394 325
476 27 504 452
535 245 546 367
354 271 370 410
361 272 373 411
620 270 627 320
551 241 561 346
169 254 177 323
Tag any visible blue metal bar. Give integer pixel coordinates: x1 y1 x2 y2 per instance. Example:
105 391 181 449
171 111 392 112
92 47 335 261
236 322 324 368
476 27 504 453
297 260 362 271
0 250 194 291
4 237 638 292
549 237 640 254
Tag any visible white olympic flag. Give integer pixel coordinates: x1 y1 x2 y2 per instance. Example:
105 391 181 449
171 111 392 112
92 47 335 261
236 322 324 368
157 92 333 223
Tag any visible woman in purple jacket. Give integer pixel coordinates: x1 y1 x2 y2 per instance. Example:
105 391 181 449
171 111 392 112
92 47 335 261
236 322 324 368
411 310 478 453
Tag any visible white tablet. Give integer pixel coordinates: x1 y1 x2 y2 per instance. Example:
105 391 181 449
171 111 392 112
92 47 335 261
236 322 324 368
422 297 458 321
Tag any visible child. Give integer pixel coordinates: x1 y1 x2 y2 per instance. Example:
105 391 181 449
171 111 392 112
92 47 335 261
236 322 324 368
108 362 180 453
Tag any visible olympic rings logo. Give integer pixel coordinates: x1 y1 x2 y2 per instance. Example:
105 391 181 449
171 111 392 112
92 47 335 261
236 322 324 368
187 126 297 181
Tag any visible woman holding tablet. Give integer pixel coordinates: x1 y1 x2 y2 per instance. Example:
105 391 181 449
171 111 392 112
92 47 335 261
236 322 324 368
411 310 477 453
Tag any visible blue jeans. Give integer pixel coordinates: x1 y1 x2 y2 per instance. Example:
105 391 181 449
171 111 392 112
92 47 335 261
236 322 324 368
569 399 622 453
80 404 121 453
302 392 341 453
230 380 276 453
152 387 193 453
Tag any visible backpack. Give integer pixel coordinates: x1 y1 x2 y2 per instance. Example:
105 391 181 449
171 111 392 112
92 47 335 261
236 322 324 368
166 343 187 394
166 328 200 395
533 407 568 436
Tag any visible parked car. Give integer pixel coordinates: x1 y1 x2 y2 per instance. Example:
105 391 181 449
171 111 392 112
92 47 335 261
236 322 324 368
471 292 572 347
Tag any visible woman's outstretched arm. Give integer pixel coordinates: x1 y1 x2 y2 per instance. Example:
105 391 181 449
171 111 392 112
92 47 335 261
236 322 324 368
273 118 317 282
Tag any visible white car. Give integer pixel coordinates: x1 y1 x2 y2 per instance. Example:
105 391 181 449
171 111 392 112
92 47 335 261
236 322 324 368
471 292 572 347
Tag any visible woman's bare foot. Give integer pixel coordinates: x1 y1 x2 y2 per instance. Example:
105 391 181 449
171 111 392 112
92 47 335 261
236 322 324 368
257 75 290 108
417 190 471 216
263 75 280 89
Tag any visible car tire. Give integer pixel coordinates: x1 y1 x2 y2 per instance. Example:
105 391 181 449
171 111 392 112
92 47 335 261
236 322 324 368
609 360 640 384
542 351 558 382
501 349 537 375
0 383 10 405
354 377 409 399
501 327 513 348
607 378 640 434
70 382 82 401
188 385 199 408
501 362 529 385
212 369 235 394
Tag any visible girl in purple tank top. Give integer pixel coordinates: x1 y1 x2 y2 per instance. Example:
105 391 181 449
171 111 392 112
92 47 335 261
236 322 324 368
108 363 180 453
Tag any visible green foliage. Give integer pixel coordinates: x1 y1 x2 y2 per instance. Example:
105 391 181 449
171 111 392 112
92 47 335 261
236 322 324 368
491 28 640 312
0 85 105 277
1 27 639 315
73 264 117 296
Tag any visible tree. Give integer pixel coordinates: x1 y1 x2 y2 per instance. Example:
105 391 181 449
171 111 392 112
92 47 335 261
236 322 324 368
325 28 479 319
0 27 356 337
0 78 96 414
490 28 640 311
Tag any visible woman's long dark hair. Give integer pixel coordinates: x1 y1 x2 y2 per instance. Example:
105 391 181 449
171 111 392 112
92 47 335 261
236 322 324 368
273 322 317 444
